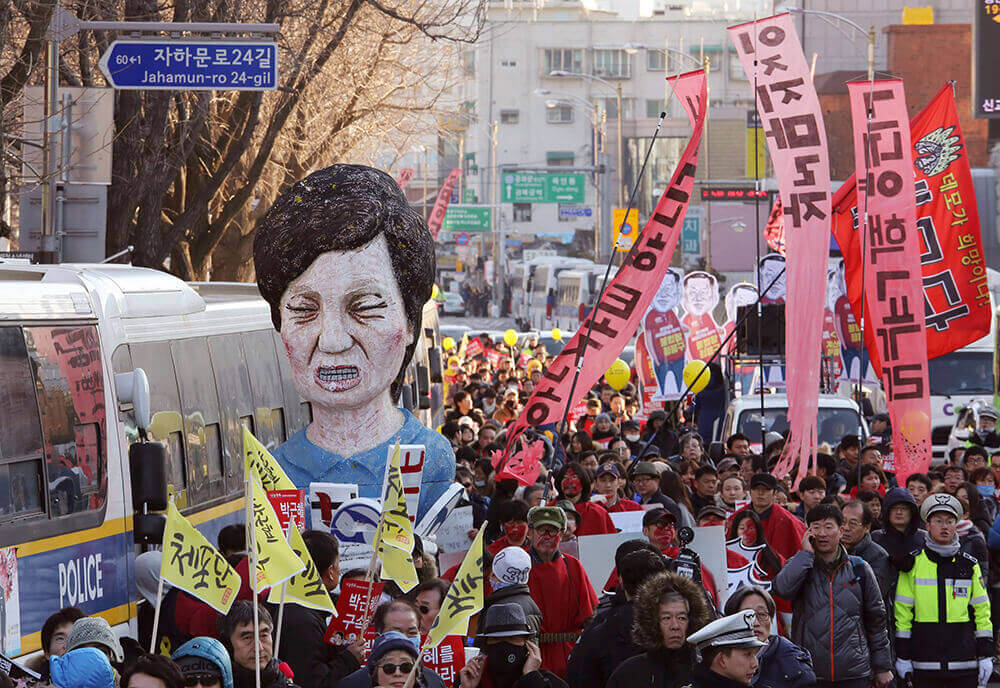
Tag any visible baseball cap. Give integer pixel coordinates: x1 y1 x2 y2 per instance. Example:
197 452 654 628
716 458 738 473
749 473 778 491
642 505 681 527
696 505 728 522
554 499 582 524
596 463 622 479
633 461 660 478
980 407 999 421
528 506 566 531
920 493 963 521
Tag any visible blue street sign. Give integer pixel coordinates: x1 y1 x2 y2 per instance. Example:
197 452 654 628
98 40 278 90
558 205 593 219
455 233 470 246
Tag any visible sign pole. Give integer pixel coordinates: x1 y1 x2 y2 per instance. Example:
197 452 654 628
148 561 165 654
272 524 293 657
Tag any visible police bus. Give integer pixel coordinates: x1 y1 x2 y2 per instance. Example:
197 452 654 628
0 260 441 658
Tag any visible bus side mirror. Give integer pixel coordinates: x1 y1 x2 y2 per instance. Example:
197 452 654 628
116 368 151 430
130 441 169 545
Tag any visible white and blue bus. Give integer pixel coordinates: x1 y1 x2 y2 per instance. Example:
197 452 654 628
0 260 441 657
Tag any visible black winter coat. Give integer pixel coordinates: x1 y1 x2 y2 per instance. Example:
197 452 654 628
565 596 641 688
847 533 893 604
276 602 360 688
482 585 542 641
605 646 696 688
233 658 299 688
753 635 815 688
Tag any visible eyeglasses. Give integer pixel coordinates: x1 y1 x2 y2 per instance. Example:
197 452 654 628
379 662 415 675
183 676 221 688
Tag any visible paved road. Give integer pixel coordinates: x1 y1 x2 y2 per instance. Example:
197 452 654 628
440 315 517 332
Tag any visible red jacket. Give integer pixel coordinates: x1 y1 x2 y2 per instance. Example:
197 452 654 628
527 550 598 678
574 500 617 536
735 504 806 561
604 497 643 513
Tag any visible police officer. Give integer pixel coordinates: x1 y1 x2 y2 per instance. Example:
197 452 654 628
682 610 766 687
894 493 993 688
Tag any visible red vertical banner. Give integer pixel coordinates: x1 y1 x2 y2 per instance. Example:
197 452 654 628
427 168 462 240
503 69 708 449
728 14 832 483
847 80 932 481
396 168 415 188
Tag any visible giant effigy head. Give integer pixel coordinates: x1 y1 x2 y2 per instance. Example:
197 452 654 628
253 164 435 408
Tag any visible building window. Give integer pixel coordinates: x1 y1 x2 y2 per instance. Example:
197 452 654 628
514 203 533 222
646 99 665 118
728 51 748 80
647 50 689 72
593 49 630 78
500 109 520 124
689 48 721 71
501 59 517 67
597 97 634 120
544 48 583 75
546 104 574 124
547 152 574 167
462 49 476 75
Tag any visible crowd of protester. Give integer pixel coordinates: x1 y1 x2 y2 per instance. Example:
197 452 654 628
23 333 1000 688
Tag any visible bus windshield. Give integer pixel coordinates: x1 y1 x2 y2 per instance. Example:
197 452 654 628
738 407 864 447
927 351 993 396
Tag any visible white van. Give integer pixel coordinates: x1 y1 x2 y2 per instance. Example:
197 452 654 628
527 258 593 331
716 394 869 452
554 265 618 332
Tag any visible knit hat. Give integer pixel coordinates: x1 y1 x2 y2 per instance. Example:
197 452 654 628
366 631 418 671
173 637 233 688
492 547 531 586
595 413 612 424
50 647 116 688
66 617 124 663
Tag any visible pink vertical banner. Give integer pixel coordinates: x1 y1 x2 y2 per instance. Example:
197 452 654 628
728 14 831 484
427 168 462 240
395 168 415 188
847 80 931 482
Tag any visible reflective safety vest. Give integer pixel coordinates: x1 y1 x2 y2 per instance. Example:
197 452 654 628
894 547 992 675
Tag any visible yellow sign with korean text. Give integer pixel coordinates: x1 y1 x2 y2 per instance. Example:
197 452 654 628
160 501 239 614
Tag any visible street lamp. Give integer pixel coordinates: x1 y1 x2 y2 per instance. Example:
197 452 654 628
783 7 875 81
549 69 625 208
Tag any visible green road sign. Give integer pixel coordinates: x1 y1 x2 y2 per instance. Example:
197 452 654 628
501 172 586 203
443 205 492 231
681 213 701 254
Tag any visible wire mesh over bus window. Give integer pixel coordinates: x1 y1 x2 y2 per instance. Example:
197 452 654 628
23 325 108 516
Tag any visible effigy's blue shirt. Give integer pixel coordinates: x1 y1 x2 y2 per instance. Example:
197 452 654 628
271 408 455 523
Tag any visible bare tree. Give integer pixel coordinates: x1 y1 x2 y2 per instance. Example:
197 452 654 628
3 0 482 272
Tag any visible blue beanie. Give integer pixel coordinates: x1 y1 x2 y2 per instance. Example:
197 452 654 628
173 637 234 688
366 631 418 672
50 647 115 688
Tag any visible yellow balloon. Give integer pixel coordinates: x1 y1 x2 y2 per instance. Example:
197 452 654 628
551 327 563 341
504 329 518 347
442 337 455 351
604 359 631 390
683 360 710 394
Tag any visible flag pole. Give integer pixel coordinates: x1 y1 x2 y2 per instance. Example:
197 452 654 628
246 478 261 688
148 562 165 654
273 524 293 657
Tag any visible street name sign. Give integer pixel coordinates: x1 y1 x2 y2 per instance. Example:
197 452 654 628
99 40 278 90
501 173 585 204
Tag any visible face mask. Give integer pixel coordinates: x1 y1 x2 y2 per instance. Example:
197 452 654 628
486 642 529 682
625 433 640 442
406 635 421 651
978 484 995 498
474 480 486 488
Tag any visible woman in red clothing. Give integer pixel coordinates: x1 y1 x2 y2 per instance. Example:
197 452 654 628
550 462 617 536
592 461 643 513
847 463 888 498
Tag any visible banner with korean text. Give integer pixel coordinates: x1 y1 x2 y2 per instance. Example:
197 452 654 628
831 84 992 365
160 501 240 614
427 168 462 240
503 69 707 446
728 13 831 483
847 80 932 481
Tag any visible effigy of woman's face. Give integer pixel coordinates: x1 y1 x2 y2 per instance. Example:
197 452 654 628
278 235 411 411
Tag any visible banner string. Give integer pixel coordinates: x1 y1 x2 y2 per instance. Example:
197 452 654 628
751 12 766 449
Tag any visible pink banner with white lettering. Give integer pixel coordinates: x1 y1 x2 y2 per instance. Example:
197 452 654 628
728 14 831 484
847 80 931 482
504 69 707 448
427 168 462 240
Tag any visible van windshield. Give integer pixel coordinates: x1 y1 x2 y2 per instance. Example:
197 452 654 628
738 407 863 447
927 351 993 396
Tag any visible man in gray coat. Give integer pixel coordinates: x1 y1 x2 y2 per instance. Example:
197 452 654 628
773 503 892 688
840 500 893 603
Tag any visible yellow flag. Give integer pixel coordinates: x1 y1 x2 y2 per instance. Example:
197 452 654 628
424 527 485 648
243 426 296 491
266 525 336 614
380 442 415 552
458 332 469 358
379 544 419 594
160 501 240 614
250 477 305 589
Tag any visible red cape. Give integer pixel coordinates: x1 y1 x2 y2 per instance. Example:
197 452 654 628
528 552 598 677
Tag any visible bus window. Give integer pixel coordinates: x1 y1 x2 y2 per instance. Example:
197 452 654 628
272 409 286 443
242 331 283 450
24 325 108 516
208 334 255 494
272 330 306 436
131 341 187 493
0 327 45 519
171 338 224 501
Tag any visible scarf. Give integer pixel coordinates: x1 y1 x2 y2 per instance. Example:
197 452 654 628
925 534 961 558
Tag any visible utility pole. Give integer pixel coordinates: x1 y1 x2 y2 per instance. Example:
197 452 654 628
616 82 624 208
490 121 500 316
39 37 59 263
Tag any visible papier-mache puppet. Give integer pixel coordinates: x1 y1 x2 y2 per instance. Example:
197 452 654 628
253 164 455 521
680 270 722 363
642 268 686 400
